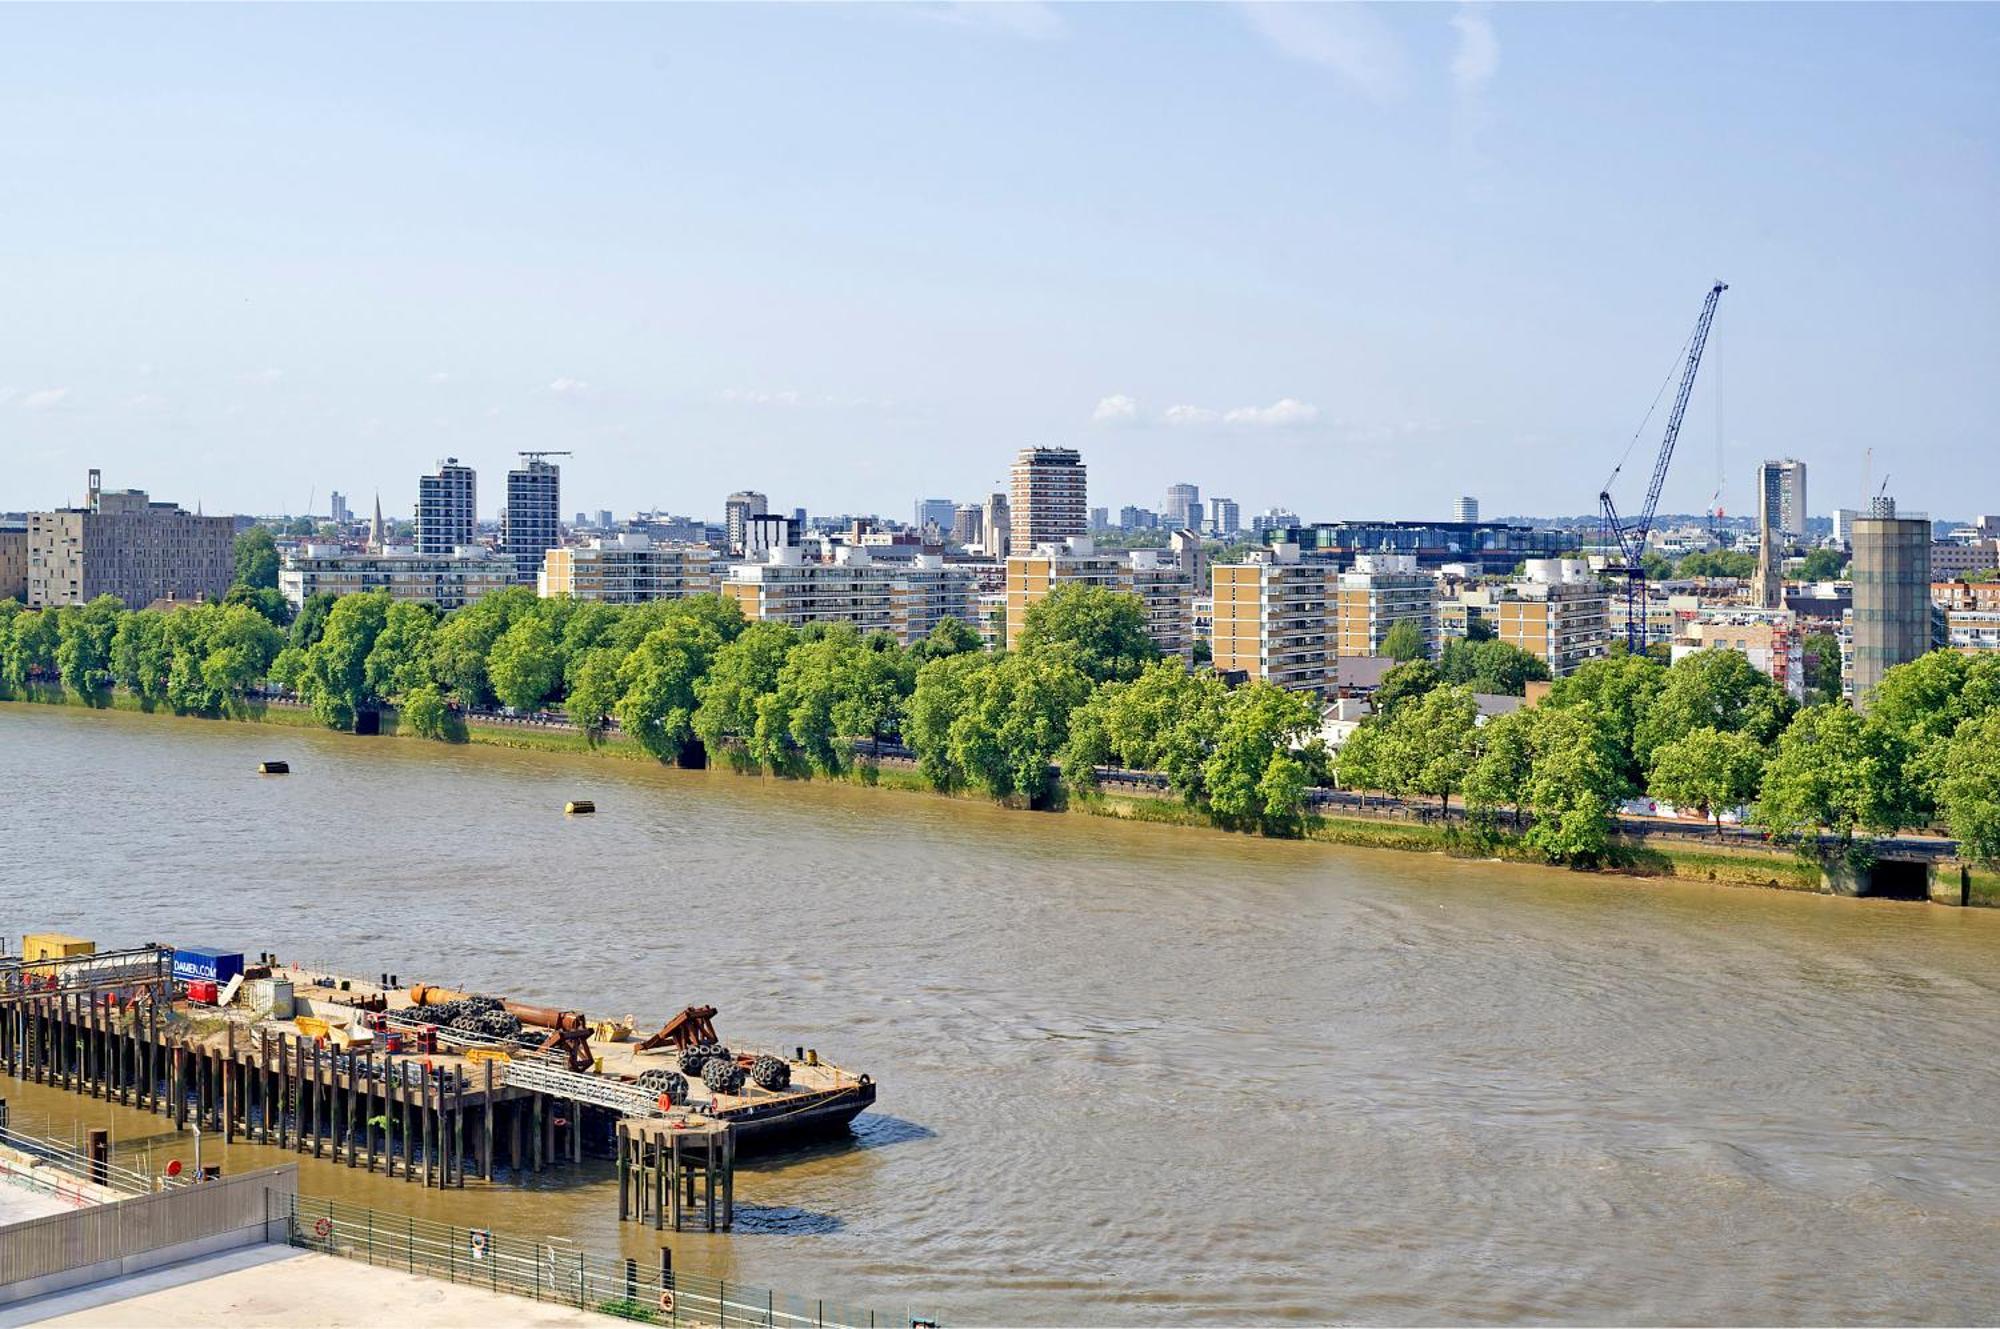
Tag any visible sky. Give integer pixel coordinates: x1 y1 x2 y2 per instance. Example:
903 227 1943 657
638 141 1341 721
2 3 1995 525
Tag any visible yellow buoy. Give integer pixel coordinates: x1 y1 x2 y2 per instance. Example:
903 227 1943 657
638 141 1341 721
565 799 596 815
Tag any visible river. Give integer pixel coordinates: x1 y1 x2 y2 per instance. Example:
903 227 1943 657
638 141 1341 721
2 702 1997 1325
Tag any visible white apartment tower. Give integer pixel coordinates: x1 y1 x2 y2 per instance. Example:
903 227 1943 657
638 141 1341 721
503 454 562 583
1758 459 1808 542
416 458 477 556
1010 448 1087 553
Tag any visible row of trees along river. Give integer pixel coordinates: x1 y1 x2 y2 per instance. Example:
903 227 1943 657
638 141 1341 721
2 528 1996 870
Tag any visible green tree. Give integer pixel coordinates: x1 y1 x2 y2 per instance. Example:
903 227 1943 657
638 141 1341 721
363 602 440 703
487 615 561 713
1520 707 1625 864
905 652 992 791
1799 631 1842 706
1755 704 1917 854
1333 720 1385 807
199 603 283 705
1464 707 1535 830
233 527 281 590
1371 660 1441 719
1060 660 1229 804
289 593 338 651
613 601 740 761
563 648 625 739
299 592 391 729
755 627 914 776
693 622 798 762
1647 726 1765 834
1016 583 1158 683
1437 638 1552 696
55 596 124 699
1632 649 1791 775
1866 651 2000 750
1930 711 2000 869
934 649 1094 805
3 609 59 692
428 586 539 707
1376 683 1481 816
1676 549 1758 580
400 683 451 740
1202 681 1318 832
1640 550 1677 582
110 609 173 706
1543 654 1664 787
222 582 294 627
1464 615 1496 643
1798 547 1848 581
909 617 983 663
1381 620 1428 663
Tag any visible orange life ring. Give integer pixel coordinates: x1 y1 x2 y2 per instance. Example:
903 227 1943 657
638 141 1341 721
313 1216 332 1238
657 1289 676 1314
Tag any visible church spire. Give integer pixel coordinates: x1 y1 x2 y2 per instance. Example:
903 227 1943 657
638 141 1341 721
370 492 385 553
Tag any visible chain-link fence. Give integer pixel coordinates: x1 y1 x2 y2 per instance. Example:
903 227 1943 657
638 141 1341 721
282 1192 936 1329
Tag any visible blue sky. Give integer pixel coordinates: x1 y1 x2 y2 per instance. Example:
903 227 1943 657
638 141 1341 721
3 3 1995 524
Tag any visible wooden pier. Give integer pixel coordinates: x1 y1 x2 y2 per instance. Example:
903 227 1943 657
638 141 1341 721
616 1115 736 1232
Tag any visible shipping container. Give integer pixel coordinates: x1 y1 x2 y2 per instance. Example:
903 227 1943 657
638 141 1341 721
22 933 94 978
186 980 219 1005
172 946 245 986
248 977 295 1019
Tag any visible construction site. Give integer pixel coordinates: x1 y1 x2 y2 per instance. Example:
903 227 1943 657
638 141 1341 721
0 934 877 1234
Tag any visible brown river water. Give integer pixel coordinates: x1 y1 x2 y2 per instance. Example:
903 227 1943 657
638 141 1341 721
3 702 1998 1325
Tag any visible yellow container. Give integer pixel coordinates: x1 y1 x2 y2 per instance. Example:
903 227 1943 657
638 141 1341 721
466 1047 513 1065
294 1015 332 1040
22 933 93 977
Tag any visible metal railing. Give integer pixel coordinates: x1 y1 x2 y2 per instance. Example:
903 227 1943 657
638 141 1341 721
282 1192 935 1328
0 1165 294 1289
0 1122 155 1196
500 1059 665 1117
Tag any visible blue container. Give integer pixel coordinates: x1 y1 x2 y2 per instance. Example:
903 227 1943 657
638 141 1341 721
172 947 245 986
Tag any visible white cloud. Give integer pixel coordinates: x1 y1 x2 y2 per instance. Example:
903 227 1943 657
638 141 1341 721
1450 7 1499 96
22 387 70 411
428 371 451 385
1225 397 1321 427
1240 2 1408 102
130 392 168 410
549 376 593 398
1092 394 1140 424
248 368 284 385
722 387 802 407
1163 404 1222 426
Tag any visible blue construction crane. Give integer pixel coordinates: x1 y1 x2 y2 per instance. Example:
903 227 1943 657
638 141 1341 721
1599 280 1727 653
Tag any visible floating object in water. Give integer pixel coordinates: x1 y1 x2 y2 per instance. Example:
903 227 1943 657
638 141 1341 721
258 760 290 775
564 799 596 815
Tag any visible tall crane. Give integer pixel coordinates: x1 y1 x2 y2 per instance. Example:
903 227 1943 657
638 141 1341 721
517 450 573 464
1599 281 1727 653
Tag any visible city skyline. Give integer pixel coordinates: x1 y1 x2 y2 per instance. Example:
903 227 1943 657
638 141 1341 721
4 5 1997 520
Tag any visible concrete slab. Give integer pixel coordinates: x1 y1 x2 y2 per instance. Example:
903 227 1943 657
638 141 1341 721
10 1247 609 1328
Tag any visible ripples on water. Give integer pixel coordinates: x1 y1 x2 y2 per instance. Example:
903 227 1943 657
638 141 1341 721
3 704 1998 1325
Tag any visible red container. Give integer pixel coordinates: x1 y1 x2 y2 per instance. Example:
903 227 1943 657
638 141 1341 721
186 980 219 1005
384 1033 404 1054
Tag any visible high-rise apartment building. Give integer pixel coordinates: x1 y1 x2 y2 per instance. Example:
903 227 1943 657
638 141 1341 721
1005 536 1192 656
951 504 984 548
26 471 235 609
1 522 31 601
1090 506 1110 532
1758 459 1808 542
1454 496 1479 524
1010 448 1087 553
722 544 976 645
503 455 562 583
416 458 477 555
1210 545 1334 693
1207 497 1241 538
1831 507 1861 548
329 492 351 526
1164 483 1201 530
538 534 715 603
1333 554 1437 658
724 491 769 556
1850 496 1933 708
1493 560 1609 677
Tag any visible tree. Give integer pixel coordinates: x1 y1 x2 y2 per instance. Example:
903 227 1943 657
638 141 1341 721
487 615 561 714
1376 684 1480 816
1798 547 1848 581
1930 711 2000 869
233 527 281 590
1640 550 1677 582
1520 707 1625 864
199 603 283 705
110 609 172 706
1464 615 1496 643
1437 638 1551 696
906 652 992 791
1544 654 1664 788
564 648 624 739
289 593 337 651
1060 660 1229 804
1016 583 1158 683
693 622 797 761
1202 681 1318 832
0 610 57 693
427 586 538 707
1866 650 2000 751
400 683 451 739
754 627 914 776
1334 720 1385 807
909 617 983 664
55 596 124 699
1465 707 1535 829
222 582 294 627
613 603 737 762
1799 631 1842 706
1371 660 1440 720
1754 705 1916 854
1647 726 1764 834
1632 649 1791 775
299 592 390 729
363 602 440 704
1381 620 1428 663
1676 549 1757 580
